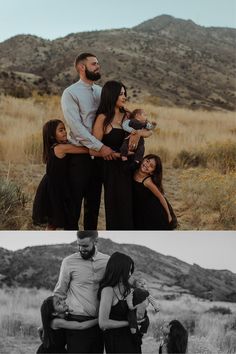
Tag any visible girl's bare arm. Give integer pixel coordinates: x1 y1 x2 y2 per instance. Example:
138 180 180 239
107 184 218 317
54 144 88 158
51 318 98 330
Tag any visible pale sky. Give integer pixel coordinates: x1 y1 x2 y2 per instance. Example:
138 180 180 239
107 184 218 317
0 0 235 43
1 231 236 273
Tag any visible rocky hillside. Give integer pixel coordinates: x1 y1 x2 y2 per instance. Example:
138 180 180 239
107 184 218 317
0 15 235 110
1 238 236 302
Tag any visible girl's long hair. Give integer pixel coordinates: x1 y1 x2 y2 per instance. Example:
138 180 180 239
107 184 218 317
143 154 164 193
167 320 188 353
96 81 127 132
42 119 63 163
98 252 134 299
40 296 56 349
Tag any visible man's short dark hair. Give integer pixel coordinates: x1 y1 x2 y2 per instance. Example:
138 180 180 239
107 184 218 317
75 53 97 66
77 230 98 240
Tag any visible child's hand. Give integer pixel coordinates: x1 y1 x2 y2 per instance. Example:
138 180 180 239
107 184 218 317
154 305 160 313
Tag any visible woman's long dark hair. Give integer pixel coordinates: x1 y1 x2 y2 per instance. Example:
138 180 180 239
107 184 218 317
96 81 127 132
42 119 63 163
142 154 164 193
167 320 188 353
40 296 56 349
98 252 134 299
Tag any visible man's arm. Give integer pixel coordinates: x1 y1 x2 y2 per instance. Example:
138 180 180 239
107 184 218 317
61 90 103 151
53 258 71 299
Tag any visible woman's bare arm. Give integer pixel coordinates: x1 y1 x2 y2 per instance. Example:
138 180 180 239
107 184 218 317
99 287 129 331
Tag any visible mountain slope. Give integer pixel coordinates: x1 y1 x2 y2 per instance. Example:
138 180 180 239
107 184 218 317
0 15 235 110
0 238 236 302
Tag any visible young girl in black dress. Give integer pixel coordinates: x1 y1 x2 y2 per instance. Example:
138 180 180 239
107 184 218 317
37 295 98 353
133 154 176 230
32 119 88 230
159 320 188 354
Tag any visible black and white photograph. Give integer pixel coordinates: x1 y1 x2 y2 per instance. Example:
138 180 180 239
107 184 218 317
0 231 236 354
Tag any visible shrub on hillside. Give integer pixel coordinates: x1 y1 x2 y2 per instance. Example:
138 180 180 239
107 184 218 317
0 178 27 229
206 306 232 315
173 150 206 168
173 142 236 173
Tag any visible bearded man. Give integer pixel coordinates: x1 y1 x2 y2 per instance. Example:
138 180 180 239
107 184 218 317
54 230 109 353
61 53 114 230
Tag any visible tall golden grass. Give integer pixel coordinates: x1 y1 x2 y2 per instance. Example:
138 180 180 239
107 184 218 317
0 287 235 354
0 94 235 229
0 95 235 164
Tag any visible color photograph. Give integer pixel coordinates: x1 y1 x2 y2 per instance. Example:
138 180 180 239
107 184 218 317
0 0 235 230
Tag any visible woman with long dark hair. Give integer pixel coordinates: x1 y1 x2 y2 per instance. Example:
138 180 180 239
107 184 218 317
98 252 142 353
133 154 176 230
92 81 149 230
159 320 188 354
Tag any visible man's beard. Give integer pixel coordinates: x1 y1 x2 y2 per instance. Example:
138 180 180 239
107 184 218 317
80 245 96 260
85 67 101 81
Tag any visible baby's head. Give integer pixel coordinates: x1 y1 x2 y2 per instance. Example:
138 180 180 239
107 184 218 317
130 109 147 123
131 274 148 290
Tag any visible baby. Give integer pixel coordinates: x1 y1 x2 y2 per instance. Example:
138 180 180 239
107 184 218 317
121 109 157 163
127 275 160 341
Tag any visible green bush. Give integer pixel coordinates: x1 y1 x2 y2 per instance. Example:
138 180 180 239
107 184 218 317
0 178 27 229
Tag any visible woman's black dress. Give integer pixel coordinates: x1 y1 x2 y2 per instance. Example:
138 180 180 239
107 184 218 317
104 300 141 354
102 128 133 230
36 328 67 353
32 146 75 229
133 177 170 230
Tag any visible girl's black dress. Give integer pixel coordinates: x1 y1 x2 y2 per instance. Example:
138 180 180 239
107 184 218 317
104 299 141 353
32 146 75 229
36 328 67 353
102 128 133 230
133 177 170 230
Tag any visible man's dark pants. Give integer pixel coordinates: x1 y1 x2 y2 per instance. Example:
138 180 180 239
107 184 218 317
66 324 104 353
68 154 103 230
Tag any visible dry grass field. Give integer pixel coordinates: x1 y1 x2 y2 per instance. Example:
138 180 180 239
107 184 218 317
0 287 236 354
0 94 235 230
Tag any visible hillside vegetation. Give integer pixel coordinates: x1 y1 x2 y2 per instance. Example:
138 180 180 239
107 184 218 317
1 238 236 302
0 287 236 354
0 95 235 230
0 15 236 110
